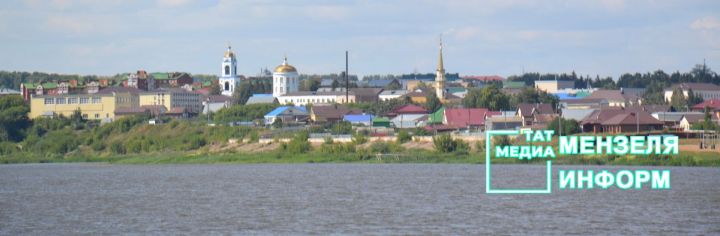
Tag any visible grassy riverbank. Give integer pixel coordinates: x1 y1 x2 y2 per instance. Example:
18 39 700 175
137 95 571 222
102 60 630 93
2 149 719 166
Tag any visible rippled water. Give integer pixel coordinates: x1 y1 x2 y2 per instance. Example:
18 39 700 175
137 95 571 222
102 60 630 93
0 164 718 235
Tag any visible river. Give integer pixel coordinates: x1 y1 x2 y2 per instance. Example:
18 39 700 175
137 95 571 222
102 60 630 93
0 164 718 235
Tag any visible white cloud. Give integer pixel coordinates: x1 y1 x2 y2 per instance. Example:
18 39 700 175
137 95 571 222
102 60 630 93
45 15 97 34
156 0 193 7
599 0 626 11
691 16 720 31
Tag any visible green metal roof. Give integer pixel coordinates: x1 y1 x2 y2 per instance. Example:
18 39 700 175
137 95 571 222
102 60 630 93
41 82 58 89
428 106 445 124
22 83 37 89
503 81 526 89
372 117 390 122
151 72 170 80
575 91 591 98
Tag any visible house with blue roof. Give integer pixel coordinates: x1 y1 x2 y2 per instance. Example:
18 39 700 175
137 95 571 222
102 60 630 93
264 106 309 125
343 114 374 126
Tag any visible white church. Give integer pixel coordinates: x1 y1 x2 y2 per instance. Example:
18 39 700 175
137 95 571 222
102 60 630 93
219 45 240 96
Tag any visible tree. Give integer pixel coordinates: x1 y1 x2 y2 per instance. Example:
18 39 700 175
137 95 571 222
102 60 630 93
547 117 580 135
691 63 715 82
0 95 30 142
213 103 279 123
209 82 221 95
642 81 668 105
331 79 340 90
512 87 558 108
687 88 704 106
424 92 442 112
462 85 511 110
670 88 689 111
433 134 468 153
232 82 253 105
272 118 283 129
302 79 320 91
397 129 411 143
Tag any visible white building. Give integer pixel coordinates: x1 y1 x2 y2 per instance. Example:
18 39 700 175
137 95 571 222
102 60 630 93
272 56 299 98
379 90 407 101
277 91 355 106
219 45 240 96
664 83 720 102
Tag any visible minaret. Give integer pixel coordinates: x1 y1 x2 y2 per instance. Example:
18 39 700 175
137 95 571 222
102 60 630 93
435 38 446 101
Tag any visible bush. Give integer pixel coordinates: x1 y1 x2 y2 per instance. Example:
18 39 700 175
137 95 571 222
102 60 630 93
413 127 430 136
26 129 80 155
0 142 17 155
433 134 467 153
323 136 334 144
320 143 356 154
248 131 260 143
109 141 126 154
474 141 485 153
187 136 207 150
331 121 353 135
126 140 143 153
494 135 511 147
369 141 404 154
284 131 310 154
397 130 411 143
352 131 367 144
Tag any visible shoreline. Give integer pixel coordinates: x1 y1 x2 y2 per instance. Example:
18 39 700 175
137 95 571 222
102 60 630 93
2 150 718 166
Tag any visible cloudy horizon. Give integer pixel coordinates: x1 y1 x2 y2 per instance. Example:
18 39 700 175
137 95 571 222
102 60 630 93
0 0 718 78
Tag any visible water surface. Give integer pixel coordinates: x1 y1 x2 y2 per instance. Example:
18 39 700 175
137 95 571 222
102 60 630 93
0 164 718 235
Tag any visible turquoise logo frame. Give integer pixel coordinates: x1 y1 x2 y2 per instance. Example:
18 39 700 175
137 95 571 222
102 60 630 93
485 130 552 194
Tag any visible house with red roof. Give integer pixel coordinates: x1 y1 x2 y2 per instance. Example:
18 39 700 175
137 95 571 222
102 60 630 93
692 99 720 111
386 104 428 117
442 108 492 130
581 108 663 133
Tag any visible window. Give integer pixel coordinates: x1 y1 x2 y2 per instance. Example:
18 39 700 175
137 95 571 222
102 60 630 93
44 98 54 104
56 97 66 104
82 114 88 119
95 114 99 119
80 97 89 104
68 97 77 104
92 97 101 103
224 65 230 75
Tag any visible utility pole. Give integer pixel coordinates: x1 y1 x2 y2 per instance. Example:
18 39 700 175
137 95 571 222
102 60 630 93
636 112 639 133
345 50 349 103
558 103 562 137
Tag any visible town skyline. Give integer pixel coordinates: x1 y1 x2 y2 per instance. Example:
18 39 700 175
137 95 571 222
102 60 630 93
1 0 718 78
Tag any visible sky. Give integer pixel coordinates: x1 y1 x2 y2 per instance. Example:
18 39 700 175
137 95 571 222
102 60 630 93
0 0 719 79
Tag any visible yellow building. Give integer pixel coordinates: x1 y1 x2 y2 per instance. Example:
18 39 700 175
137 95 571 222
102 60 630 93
30 87 204 121
30 93 116 120
139 88 203 114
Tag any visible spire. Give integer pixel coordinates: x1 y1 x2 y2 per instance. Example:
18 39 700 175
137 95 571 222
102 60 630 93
283 54 288 66
437 35 444 73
